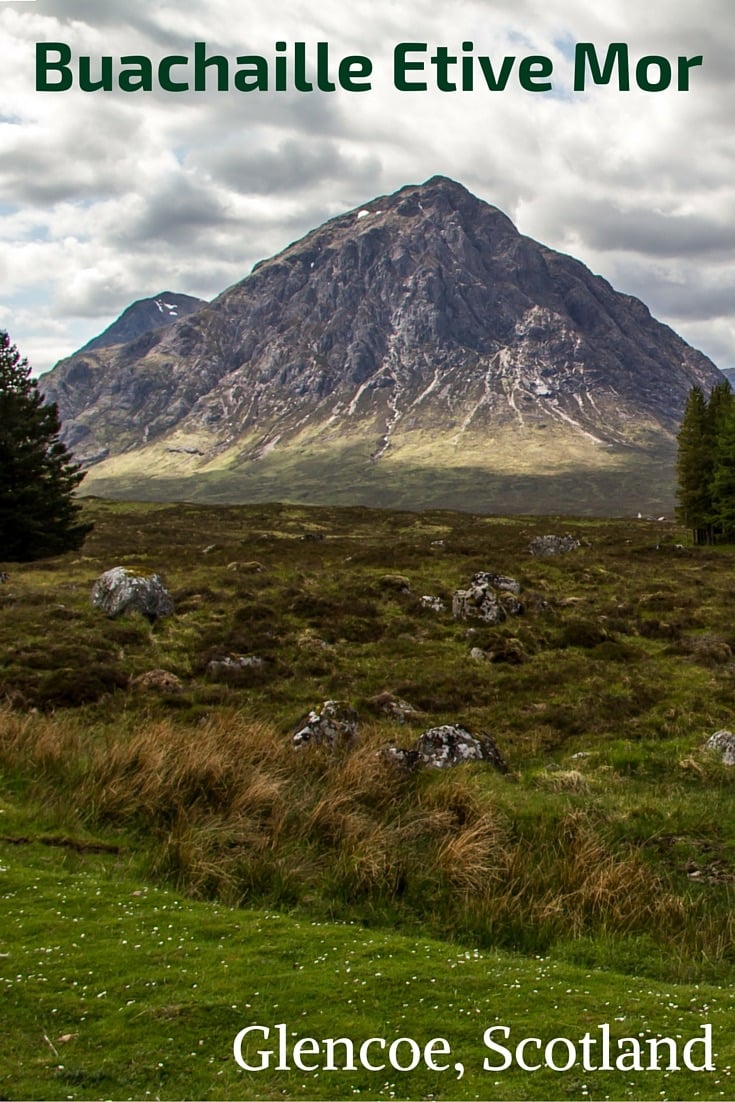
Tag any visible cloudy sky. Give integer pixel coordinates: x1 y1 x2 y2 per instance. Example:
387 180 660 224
1 0 734 375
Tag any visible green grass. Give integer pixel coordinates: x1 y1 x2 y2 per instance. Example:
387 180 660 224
2 810 734 1101
79 438 679 517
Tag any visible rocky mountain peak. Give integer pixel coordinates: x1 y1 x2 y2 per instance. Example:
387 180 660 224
77 291 206 354
41 178 724 515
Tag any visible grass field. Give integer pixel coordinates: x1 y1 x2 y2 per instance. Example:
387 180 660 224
3 498 735 1099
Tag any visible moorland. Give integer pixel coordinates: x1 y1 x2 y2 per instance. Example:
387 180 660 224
3 498 735 1100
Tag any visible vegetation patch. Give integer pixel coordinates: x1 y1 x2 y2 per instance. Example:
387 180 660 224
4 499 735 1096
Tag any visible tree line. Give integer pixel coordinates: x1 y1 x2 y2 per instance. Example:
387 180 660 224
0 329 91 561
676 380 735 545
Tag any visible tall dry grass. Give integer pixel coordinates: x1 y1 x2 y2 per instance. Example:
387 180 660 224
0 705 720 966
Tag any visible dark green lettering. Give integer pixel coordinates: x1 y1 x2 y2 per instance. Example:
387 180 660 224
677 54 703 89
338 55 372 91
194 41 228 91
234 56 268 91
119 55 153 92
79 55 112 92
36 42 73 92
519 55 553 91
159 55 189 92
394 43 427 91
635 55 671 91
477 55 515 91
431 45 457 91
574 42 630 91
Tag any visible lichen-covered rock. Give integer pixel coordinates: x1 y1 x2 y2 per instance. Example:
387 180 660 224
528 534 581 557
206 654 264 678
130 669 183 694
471 572 521 595
292 700 359 750
369 691 420 723
416 725 509 772
91 566 174 621
452 573 522 624
704 730 735 765
378 746 422 772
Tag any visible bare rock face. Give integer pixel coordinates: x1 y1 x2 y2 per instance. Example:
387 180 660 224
91 567 174 621
528 535 581 557
452 572 522 624
292 700 359 750
704 730 735 765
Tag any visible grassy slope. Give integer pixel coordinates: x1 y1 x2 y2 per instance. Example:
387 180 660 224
79 437 678 517
2 805 734 1102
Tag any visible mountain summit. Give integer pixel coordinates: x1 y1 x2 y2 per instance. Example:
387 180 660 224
42 177 723 514
77 292 206 354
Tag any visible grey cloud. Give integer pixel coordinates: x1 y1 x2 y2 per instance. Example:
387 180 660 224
203 138 381 196
36 0 202 51
616 271 735 325
114 176 234 247
0 104 143 205
540 198 735 260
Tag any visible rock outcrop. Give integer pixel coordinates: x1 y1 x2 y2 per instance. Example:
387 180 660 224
381 724 508 773
91 567 174 621
528 535 581 557
704 730 735 765
452 572 522 624
292 700 359 750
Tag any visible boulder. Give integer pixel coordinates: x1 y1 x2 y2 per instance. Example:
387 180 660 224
380 725 508 774
206 654 264 678
91 567 174 621
130 669 183 694
368 691 420 722
417 725 509 772
452 573 522 624
704 730 735 765
378 746 422 772
292 700 359 750
528 534 581 557
471 571 521 595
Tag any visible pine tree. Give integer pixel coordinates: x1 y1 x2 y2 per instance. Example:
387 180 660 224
0 330 92 561
676 386 715 543
712 404 735 541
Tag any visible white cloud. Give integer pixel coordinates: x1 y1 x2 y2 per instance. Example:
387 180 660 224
0 0 733 373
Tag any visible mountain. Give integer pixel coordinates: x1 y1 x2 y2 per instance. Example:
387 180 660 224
41 177 723 515
76 292 206 353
